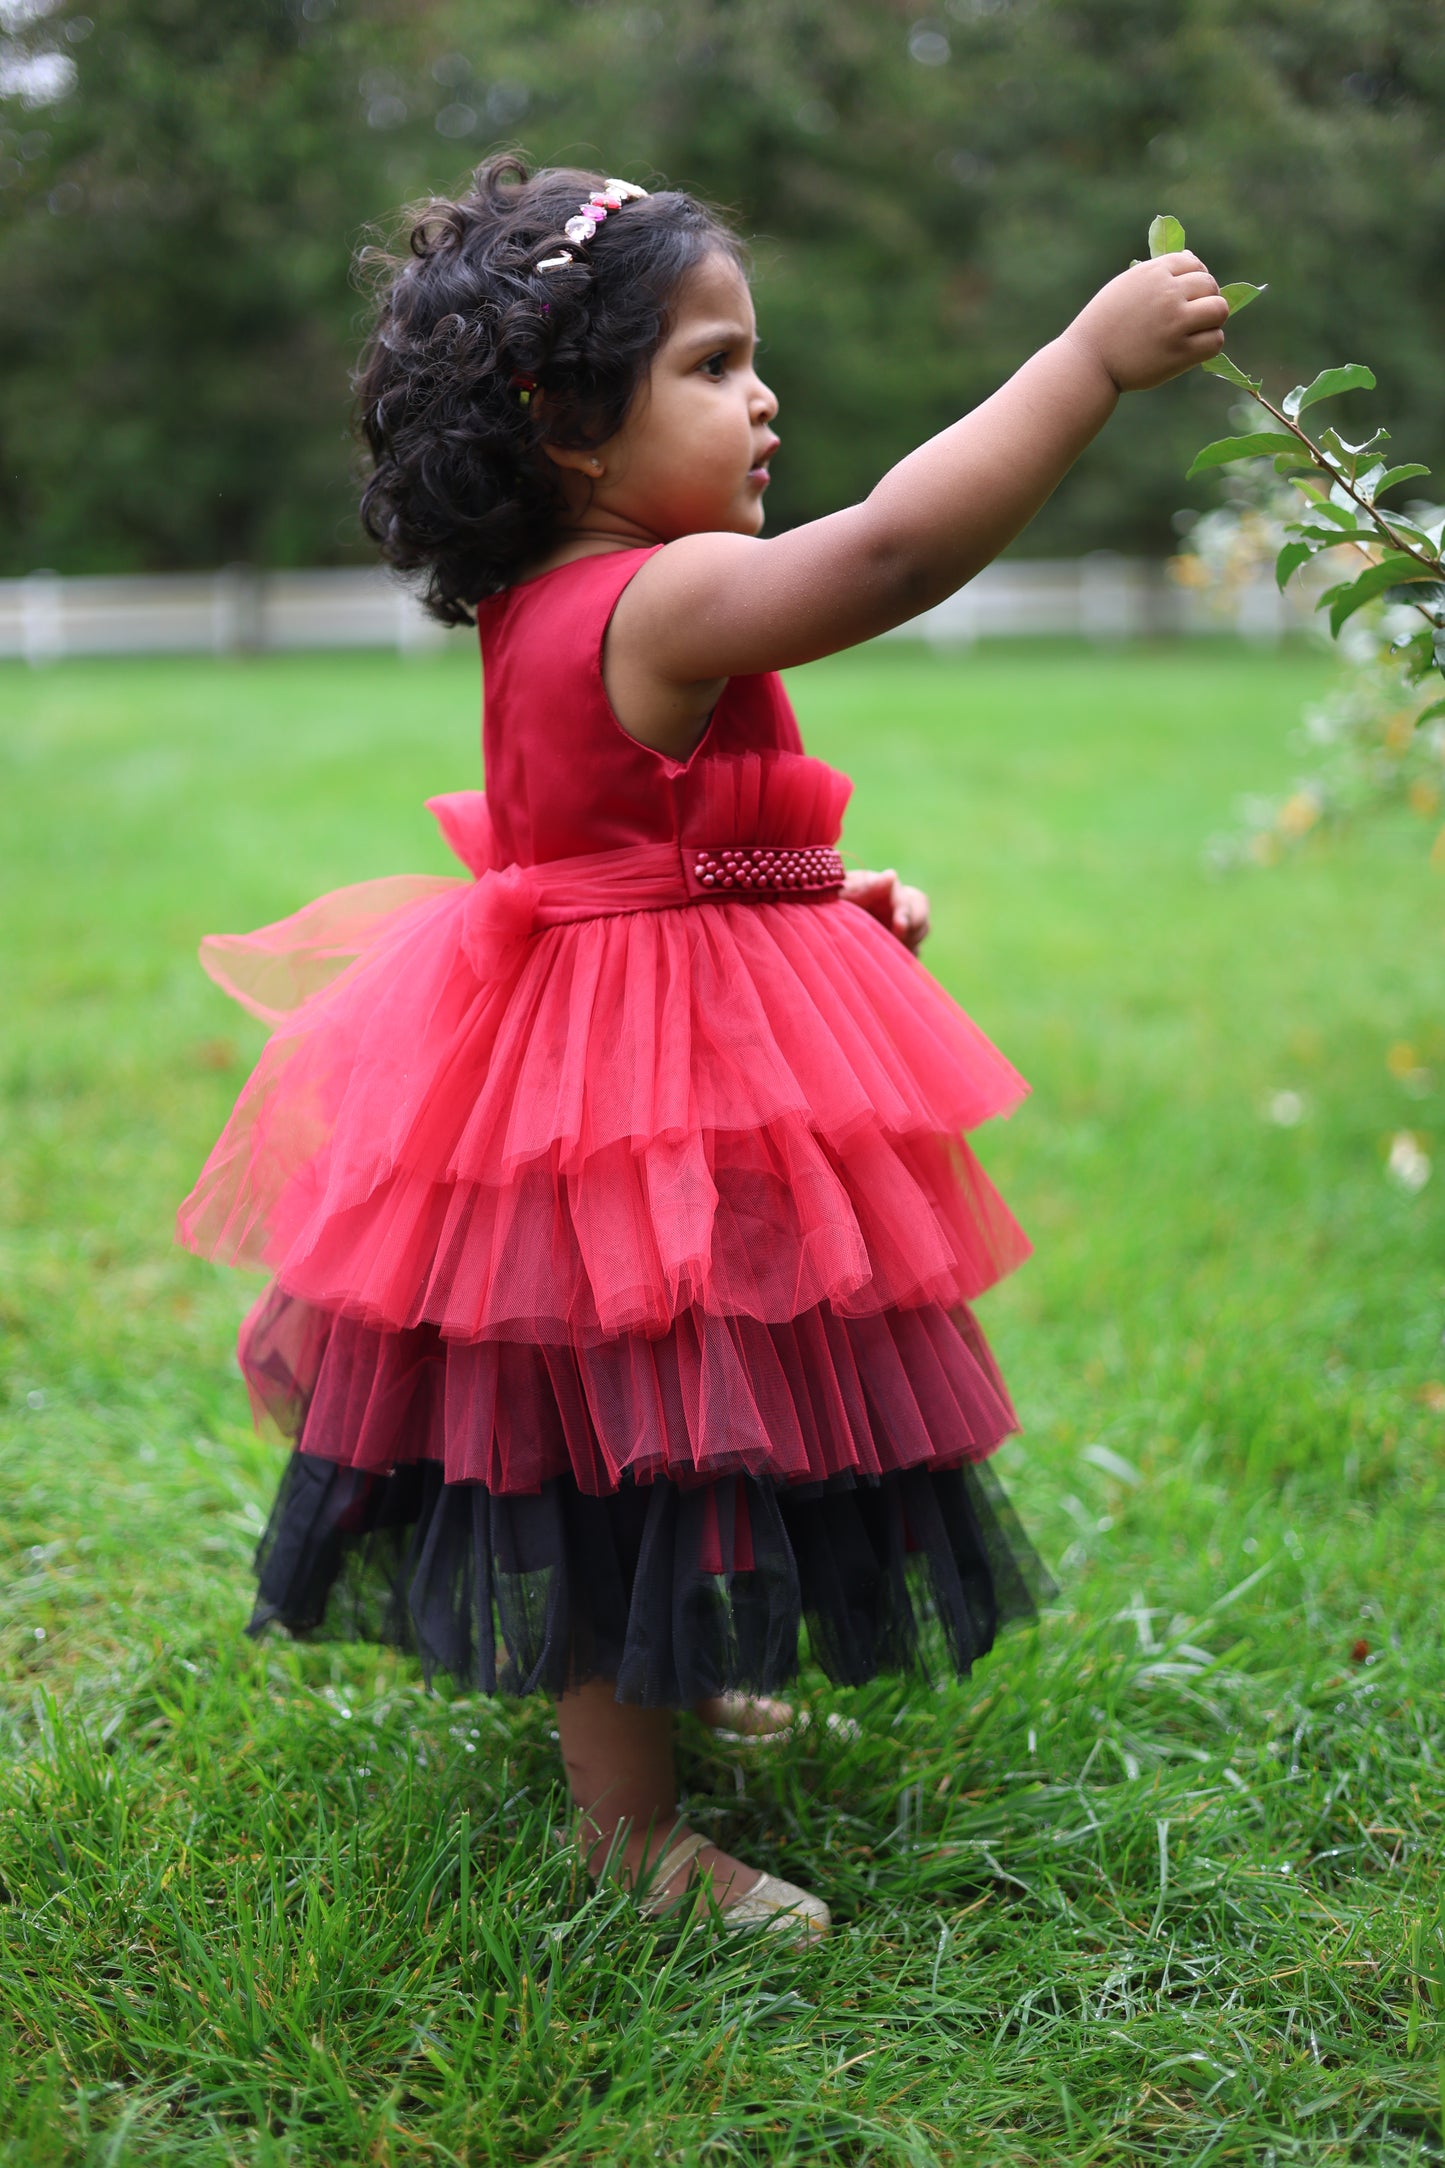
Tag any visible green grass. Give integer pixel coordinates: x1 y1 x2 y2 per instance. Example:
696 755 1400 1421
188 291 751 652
2 637 1443 2166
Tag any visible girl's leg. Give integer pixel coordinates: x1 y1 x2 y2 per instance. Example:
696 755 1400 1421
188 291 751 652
555 1678 761 1908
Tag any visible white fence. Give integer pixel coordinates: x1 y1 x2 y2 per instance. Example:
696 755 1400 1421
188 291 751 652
0 557 1308 666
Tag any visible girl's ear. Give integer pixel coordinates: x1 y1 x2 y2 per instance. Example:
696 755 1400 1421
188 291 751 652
542 442 606 478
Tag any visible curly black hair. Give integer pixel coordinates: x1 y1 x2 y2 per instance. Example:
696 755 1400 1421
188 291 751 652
354 153 745 624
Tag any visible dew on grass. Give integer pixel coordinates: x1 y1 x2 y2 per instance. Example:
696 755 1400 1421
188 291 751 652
1386 1130 1431 1192
1082 1442 1142 1486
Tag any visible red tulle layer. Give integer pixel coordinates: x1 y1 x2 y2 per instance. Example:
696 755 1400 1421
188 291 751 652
241 1284 1020 1494
178 879 1029 1340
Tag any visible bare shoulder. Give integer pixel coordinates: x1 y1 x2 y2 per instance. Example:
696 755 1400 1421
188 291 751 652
607 506 905 689
608 532 768 685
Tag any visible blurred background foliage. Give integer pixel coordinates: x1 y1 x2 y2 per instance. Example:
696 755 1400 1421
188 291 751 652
2 0 1443 577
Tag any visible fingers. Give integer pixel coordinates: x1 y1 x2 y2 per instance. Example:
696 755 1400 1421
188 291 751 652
1158 248 1216 286
846 868 930 949
890 882 930 952
1180 306 1230 348
842 866 888 894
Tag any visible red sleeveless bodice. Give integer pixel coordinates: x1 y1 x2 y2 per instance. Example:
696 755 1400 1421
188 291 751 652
478 547 803 864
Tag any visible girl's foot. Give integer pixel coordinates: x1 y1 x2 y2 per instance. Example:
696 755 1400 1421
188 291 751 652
693 1696 862 1746
633 1824 829 1939
553 1680 827 1936
626 1822 760 1911
694 1692 795 1741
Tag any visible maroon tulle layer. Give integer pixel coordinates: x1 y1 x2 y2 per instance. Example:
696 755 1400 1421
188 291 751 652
241 1285 1020 1495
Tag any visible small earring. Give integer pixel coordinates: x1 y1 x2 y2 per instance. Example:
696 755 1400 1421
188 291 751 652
588 456 604 476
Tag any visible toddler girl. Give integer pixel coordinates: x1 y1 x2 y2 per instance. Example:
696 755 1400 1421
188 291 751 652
178 156 1227 1937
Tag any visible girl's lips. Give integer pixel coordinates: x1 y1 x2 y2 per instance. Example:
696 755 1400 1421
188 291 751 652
749 435 780 485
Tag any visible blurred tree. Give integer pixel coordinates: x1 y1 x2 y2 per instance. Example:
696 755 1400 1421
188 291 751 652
0 0 441 571
2 0 1442 575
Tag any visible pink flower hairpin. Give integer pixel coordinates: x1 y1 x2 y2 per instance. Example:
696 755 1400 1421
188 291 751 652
536 179 648 273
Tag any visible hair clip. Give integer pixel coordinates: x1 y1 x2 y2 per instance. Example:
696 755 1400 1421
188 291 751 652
509 371 537 405
537 177 648 274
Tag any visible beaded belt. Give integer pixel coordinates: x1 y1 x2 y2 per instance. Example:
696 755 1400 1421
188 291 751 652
689 845 845 897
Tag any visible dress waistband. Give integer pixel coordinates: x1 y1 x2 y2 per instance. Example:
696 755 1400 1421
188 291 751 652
458 837 845 983
521 838 845 927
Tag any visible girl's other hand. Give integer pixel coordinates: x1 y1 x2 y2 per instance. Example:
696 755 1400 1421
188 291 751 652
844 867 930 953
1063 252 1229 394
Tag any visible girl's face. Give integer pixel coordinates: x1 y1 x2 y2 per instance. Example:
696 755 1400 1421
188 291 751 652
550 249 780 543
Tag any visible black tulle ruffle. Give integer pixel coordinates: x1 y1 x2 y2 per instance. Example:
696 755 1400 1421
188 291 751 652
247 1451 1051 1706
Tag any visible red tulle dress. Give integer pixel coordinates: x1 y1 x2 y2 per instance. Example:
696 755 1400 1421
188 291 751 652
177 548 1048 1703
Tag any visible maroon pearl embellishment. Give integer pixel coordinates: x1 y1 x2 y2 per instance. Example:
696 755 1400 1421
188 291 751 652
691 845 845 896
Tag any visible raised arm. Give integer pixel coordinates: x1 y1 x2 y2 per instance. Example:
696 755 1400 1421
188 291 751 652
614 252 1227 693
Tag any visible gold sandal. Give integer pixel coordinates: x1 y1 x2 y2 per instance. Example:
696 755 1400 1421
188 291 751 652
636 1828 830 1940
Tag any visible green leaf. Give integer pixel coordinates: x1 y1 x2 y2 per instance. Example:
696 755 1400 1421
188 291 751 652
1275 453 1321 478
1320 429 1366 471
1318 428 1392 482
1328 427 1390 457
1319 554 1438 636
1282 364 1377 419
1395 629 1437 682
1284 526 1369 547
1372 463 1431 498
1416 697 1445 727
1200 353 1262 393
1376 514 1441 559
1148 213 1186 257
1274 541 1315 590
1295 498 1360 532
1220 281 1266 317
1185 431 1296 479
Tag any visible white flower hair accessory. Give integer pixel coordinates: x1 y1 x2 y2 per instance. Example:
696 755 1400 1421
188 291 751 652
536 179 649 273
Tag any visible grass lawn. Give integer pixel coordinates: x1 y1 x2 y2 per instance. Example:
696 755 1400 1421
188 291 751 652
1 636 1442 2166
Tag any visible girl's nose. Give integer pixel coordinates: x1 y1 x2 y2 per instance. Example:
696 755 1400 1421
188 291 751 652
752 376 779 423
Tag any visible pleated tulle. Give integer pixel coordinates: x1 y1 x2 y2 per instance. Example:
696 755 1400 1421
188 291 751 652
240 1286 1020 1494
178 884 1029 1341
247 1453 1053 1704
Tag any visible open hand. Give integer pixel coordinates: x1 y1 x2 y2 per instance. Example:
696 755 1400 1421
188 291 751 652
844 867 930 953
1065 251 1229 394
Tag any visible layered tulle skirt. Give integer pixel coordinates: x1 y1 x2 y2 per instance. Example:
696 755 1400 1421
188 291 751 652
178 765 1049 1700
